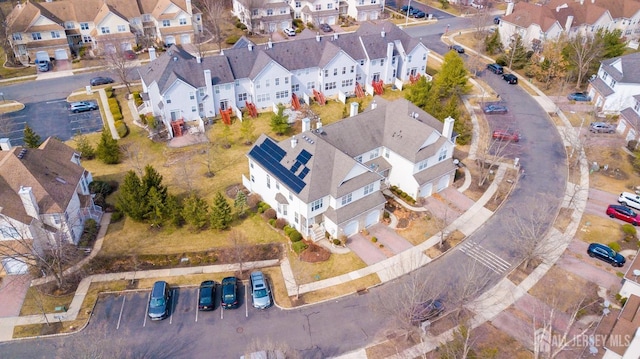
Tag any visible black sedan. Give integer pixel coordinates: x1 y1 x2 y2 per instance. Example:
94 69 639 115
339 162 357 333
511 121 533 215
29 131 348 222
449 44 465 53
319 23 333 33
221 277 239 309
483 104 508 114
198 280 216 311
90 76 114 86
410 299 444 326
502 74 518 84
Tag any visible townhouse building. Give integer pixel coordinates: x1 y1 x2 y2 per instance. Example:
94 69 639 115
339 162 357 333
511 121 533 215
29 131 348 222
0 137 102 275
232 0 293 34
138 21 430 138
7 0 202 65
242 98 457 241
498 0 640 52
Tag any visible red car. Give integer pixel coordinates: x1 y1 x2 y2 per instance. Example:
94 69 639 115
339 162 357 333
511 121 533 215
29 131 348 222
492 130 520 142
606 204 640 226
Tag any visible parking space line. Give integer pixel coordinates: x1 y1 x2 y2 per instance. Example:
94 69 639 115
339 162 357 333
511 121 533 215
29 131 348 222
245 282 249 318
169 289 176 324
143 292 150 327
116 296 126 330
220 306 224 320
195 289 199 322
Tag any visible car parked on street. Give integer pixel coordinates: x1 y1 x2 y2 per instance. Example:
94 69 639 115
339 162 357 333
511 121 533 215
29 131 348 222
589 122 615 133
90 76 114 86
483 104 508 114
410 299 445 326
148 281 171 320
487 63 504 74
567 92 591 102
401 5 414 12
198 280 216 311
502 74 518 84
606 204 640 225
413 11 426 18
221 277 239 309
492 130 520 142
587 243 626 267
284 28 296 36
619 192 640 211
320 23 333 32
250 271 272 309
449 44 464 53
68 101 98 113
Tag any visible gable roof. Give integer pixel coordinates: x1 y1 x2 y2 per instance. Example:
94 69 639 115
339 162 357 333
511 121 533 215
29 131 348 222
601 52 640 83
0 138 85 223
248 98 450 203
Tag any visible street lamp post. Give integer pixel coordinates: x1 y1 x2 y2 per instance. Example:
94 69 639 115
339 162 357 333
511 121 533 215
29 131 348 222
0 92 4 102
404 0 411 27
569 110 585 159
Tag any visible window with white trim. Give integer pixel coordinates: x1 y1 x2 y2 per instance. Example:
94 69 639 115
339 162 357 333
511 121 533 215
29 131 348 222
438 148 447 161
101 27 110 34
307 81 315 89
179 17 187 25
276 90 289 99
275 78 280 86
364 183 374 195
0 227 19 239
315 4 321 10
189 92 195 100
369 148 379 160
80 23 89 30
311 198 323 211
51 31 60 38
418 159 428 170
266 175 271 188
238 93 247 102
32 33 42 40
12 33 22 41
265 79 270 87
162 20 170 27
341 79 353 87
635 100 640 112
117 25 126 32
385 148 390 158
327 3 333 9
341 193 352 205
324 82 336 90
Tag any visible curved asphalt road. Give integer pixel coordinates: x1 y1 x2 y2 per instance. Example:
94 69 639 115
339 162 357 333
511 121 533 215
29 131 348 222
0 19 568 358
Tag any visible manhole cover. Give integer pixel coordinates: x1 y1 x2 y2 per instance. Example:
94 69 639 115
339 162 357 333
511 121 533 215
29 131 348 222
236 327 244 334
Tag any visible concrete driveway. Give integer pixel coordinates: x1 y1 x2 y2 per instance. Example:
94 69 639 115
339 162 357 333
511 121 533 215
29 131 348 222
0 275 31 318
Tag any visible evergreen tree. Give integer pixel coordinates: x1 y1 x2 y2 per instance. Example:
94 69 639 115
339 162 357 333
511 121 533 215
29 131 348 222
141 165 167 203
181 192 209 231
116 170 147 221
270 104 289 135
75 134 95 159
164 194 183 227
96 128 121 164
145 187 165 227
405 76 432 109
501 34 529 70
234 191 248 218
434 51 471 98
23 125 42 148
598 28 626 60
210 191 233 230
484 30 502 55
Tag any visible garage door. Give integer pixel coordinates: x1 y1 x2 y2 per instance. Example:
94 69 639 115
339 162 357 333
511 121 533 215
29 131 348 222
35 51 49 63
343 221 358 237
420 183 433 197
180 34 191 44
365 210 379 227
165 36 176 46
437 175 449 192
54 49 68 60
2 257 28 275
328 16 336 25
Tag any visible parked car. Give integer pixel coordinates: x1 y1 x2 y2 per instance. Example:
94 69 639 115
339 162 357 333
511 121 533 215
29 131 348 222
589 122 615 133
502 74 518 84
567 92 591 102
483 104 508 114
401 5 414 12
124 50 137 60
148 281 171 320
319 23 333 32
250 271 272 309
606 204 640 226
410 299 445 326
449 44 465 53
68 101 98 113
619 192 640 211
283 28 296 36
413 11 426 18
90 76 114 86
487 63 504 74
198 280 216 311
221 277 239 309
494 16 501 24
587 243 626 267
36 60 51 72
492 130 520 142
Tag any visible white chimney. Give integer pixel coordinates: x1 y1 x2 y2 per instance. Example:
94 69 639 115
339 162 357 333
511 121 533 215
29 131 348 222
506 2 515 16
371 101 377 110
580 0 584 4
565 15 574 31
291 137 298 148
443 116 455 141
556 3 569 12
186 0 192 14
350 102 359 117
204 69 211 86
268 39 273 49
302 118 310 132
0 138 11 151
148 47 156 61
19 186 40 219
316 121 322 130
316 33 321 42
248 43 253 51
196 56 201 64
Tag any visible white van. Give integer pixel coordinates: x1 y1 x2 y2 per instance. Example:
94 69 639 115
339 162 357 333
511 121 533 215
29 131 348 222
618 192 640 210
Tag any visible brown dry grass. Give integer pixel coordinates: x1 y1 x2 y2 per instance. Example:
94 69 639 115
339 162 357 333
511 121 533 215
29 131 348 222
485 168 518 211
297 273 380 305
586 146 637 194
0 102 25 114
528 266 600 313
19 287 75 316
287 250 367 285
576 213 624 245
554 207 574 233
472 322 533 359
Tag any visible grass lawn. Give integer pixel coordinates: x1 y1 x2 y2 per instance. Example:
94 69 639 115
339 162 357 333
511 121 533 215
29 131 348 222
299 273 380 304
19 287 75 316
287 250 368 285
576 213 624 245
0 102 25 114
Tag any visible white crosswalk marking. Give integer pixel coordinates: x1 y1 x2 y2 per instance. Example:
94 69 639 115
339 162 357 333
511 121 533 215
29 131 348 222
459 240 511 274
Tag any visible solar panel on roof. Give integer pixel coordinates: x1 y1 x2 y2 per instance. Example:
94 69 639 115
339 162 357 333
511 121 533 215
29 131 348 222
299 167 310 180
290 161 301 173
249 145 306 194
261 138 286 161
297 149 312 165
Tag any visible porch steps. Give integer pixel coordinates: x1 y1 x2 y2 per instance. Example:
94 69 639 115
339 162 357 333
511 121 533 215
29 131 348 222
355 82 365 98
309 224 325 242
372 80 384 95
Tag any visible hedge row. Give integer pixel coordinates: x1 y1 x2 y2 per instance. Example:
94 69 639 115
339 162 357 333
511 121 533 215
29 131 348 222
105 87 128 138
390 185 416 205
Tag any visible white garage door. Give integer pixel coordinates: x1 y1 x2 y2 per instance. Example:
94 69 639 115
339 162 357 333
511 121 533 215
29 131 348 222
54 49 68 60
328 16 336 25
420 183 433 197
165 36 176 46
365 210 379 227
35 51 49 63
2 257 28 275
180 34 191 44
437 175 449 192
343 221 358 237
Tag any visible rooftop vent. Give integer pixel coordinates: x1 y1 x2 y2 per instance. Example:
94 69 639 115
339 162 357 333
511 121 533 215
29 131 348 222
17 148 27 159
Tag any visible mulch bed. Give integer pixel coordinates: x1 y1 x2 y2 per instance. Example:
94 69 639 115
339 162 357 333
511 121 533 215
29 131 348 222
299 242 331 263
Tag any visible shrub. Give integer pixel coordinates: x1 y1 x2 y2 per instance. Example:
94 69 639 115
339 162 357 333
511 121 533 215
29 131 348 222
89 180 113 197
292 241 308 254
616 293 628 306
275 218 287 229
247 194 261 211
111 210 124 222
114 120 128 138
627 140 638 151
325 231 330 239
289 230 303 242
269 218 276 227
622 224 637 241
371 236 378 243
609 242 621 252
133 92 143 107
284 225 293 236
226 35 240 44
332 238 341 245
263 208 277 220
383 211 390 219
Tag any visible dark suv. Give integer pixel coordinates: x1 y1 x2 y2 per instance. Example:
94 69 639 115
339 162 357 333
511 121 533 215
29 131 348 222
587 243 625 267
148 281 171 320
221 277 239 309
487 63 504 74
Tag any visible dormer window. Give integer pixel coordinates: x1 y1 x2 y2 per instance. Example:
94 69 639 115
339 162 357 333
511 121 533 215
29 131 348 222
179 17 187 25
610 79 616 88
80 23 89 30
162 20 170 27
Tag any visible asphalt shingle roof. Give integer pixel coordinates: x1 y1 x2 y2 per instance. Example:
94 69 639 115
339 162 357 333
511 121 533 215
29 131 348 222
601 52 640 84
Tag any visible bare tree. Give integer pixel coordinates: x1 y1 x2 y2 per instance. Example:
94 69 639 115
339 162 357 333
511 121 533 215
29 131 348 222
195 0 231 52
564 33 604 88
228 229 250 276
121 142 148 177
475 134 516 187
174 160 195 193
99 36 137 94
0 6 21 66
437 322 485 359
201 142 218 177
446 260 496 321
